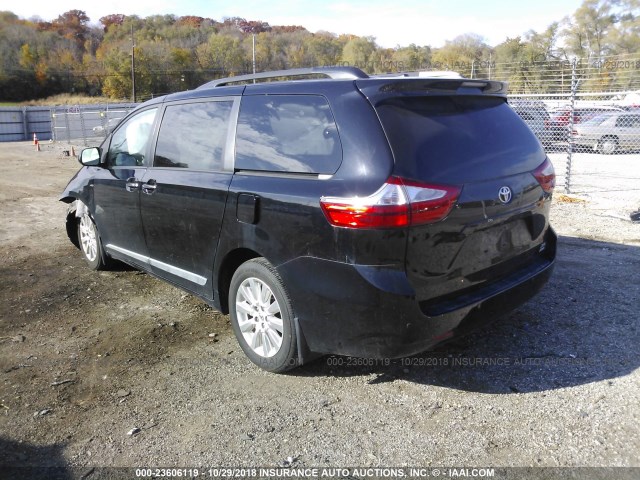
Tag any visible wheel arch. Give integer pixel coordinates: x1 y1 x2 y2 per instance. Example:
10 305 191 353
216 249 319 368
601 134 619 141
216 248 262 314
64 199 80 249
64 197 99 252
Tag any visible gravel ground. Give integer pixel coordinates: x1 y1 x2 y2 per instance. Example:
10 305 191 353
0 142 638 478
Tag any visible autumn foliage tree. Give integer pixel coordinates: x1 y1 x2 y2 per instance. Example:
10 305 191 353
99 14 126 32
51 10 90 50
0 0 638 101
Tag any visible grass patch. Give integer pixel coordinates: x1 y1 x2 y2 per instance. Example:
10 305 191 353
555 194 588 203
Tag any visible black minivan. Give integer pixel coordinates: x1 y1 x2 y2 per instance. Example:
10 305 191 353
61 67 556 372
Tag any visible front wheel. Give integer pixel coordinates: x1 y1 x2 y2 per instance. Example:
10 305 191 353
229 258 299 372
77 213 110 270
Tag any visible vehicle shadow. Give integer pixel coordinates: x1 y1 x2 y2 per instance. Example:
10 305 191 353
0 437 71 479
296 236 640 394
105 259 138 272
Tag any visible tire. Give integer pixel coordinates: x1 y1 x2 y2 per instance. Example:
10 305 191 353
229 258 299 372
77 213 110 270
599 137 618 155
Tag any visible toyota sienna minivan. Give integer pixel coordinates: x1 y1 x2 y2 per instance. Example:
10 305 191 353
61 67 556 372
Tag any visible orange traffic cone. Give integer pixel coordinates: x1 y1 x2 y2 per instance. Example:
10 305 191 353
33 133 38 145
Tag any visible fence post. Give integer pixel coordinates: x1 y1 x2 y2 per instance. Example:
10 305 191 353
22 107 28 141
49 108 55 141
79 105 87 146
565 59 578 195
63 108 72 144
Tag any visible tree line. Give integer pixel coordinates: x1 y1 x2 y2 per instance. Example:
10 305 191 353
0 0 638 101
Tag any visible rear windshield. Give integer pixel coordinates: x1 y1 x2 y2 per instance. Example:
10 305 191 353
376 96 544 183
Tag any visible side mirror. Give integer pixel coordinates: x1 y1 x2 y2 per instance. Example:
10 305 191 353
79 147 101 166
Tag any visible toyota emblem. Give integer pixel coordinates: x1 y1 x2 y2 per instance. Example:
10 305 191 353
498 186 512 204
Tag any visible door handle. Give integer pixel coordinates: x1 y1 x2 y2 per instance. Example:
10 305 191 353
125 177 140 192
142 179 157 195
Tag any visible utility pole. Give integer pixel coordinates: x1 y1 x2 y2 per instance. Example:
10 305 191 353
131 25 136 103
252 33 256 75
488 53 492 80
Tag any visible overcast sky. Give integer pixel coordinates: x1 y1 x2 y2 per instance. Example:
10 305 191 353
5 0 584 48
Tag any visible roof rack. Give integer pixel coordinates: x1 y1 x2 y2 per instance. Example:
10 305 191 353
198 66 369 89
371 70 464 79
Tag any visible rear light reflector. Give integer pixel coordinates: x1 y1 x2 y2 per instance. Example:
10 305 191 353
533 158 556 193
320 177 460 229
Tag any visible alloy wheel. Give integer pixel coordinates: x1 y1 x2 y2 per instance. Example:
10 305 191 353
79 214 98 262
235 277 284 358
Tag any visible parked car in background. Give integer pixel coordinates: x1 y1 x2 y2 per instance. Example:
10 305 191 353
573 112 640 154
61 67 556 372
92 117 123 135
545 105 623 143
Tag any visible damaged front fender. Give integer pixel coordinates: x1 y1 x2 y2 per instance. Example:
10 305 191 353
61 167 95 249
65 201 80 249
59 166 95 205
64 199 90 250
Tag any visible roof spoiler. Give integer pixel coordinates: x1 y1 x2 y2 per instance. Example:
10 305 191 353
366 78 507 95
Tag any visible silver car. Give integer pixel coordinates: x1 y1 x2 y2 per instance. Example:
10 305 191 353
573 112 640 154
92 117 123 136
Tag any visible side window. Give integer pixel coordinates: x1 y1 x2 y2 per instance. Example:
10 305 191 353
616 115 640 128
107 108 157 167
154 101 233 170
235 95 342 174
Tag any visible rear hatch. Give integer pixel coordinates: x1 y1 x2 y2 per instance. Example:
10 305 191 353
357 79 555 314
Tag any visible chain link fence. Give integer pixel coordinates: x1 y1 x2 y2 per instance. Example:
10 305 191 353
491 55 640 195
50 103 138 145
5 55 639 197
502 58 639 195
509 92 640 194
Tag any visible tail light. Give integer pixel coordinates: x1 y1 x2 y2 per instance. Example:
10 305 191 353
320 177 461 229
533 158 555 193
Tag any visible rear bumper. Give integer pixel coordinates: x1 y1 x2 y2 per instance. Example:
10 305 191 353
278 229 556 359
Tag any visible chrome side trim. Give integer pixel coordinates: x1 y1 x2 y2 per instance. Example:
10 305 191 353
107 244 148 263
106 244 207 286
148 258 207 286
233 170 332 180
